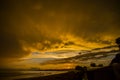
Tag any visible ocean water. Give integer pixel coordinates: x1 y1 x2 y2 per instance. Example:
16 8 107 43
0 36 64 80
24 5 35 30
0 70 67 80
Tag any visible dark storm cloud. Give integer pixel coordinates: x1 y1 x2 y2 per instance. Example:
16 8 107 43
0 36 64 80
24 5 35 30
92 45 117 51
0 0 120 63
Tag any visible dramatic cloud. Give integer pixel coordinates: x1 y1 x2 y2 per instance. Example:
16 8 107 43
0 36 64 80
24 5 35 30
0 0 120 66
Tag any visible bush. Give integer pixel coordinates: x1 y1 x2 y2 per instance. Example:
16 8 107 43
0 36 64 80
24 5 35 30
90 63 96 67
75 66 83 70
98 64 103 67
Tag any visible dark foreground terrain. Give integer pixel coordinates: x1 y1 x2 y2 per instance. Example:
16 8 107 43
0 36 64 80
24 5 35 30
16 66 116 80
16 71 80 80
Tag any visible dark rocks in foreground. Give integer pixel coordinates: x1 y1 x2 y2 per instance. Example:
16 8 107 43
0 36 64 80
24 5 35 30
87 66 115 80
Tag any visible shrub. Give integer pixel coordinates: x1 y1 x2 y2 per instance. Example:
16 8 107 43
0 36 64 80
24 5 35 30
90 63 96 67
98 64 103 67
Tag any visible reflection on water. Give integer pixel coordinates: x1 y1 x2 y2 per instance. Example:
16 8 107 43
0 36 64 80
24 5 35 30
0 71 67 80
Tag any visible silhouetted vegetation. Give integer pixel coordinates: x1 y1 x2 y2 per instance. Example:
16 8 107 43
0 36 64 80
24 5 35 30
98 64 103 67
90 63 96 67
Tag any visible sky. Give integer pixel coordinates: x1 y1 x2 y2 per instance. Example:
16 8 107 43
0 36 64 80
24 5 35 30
0 0 120 68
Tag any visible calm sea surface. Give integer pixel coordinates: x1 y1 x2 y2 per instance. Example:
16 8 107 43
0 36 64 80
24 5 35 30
0 71 67 80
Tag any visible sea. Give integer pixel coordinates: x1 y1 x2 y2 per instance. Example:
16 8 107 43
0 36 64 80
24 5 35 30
0 70 67 80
